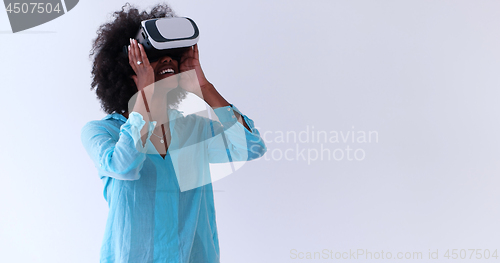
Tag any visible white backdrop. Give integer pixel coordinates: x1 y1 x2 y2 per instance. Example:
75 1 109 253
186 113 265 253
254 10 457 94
1 0 499 262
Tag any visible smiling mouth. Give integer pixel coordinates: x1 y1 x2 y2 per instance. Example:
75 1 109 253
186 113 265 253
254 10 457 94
159 68 175 75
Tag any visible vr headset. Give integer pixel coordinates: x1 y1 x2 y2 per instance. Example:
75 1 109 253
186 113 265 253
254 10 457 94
123 17 200 62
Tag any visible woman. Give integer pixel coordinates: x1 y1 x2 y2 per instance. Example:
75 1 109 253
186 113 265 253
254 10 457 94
81 3 267 262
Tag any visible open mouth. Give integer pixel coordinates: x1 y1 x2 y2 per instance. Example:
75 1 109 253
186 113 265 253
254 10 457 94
159 68 175 75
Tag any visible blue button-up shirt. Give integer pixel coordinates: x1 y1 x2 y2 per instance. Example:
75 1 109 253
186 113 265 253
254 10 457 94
81 104 267 263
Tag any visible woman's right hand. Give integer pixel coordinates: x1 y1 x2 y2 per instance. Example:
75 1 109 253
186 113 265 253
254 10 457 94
128 38 155 91
128 38 169 129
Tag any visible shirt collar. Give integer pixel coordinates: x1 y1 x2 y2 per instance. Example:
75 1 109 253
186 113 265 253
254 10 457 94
102 110 184 123
102 113 127 122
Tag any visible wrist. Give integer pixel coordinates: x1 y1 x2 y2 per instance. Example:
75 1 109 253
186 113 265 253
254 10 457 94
203 80 219 92
200 83 230 108
188 81 210 99
139 83 155 97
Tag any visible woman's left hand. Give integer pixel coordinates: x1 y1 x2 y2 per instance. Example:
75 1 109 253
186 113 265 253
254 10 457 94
179 44 211 95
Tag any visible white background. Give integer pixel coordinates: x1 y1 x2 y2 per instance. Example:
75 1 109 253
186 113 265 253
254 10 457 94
1 0 499 262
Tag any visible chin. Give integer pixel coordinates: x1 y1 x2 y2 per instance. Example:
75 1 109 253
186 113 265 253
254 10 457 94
155 74 179 90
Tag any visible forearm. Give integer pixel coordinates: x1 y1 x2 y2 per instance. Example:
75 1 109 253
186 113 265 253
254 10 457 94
208 105 267 163
200 83 230 108
200 83 251 131
81 119 149 180
131 86 154 146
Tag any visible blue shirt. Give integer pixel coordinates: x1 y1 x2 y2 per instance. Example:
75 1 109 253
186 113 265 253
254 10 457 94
81 104 267 263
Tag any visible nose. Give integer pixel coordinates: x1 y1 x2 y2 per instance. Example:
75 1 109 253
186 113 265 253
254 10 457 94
158 55 174 63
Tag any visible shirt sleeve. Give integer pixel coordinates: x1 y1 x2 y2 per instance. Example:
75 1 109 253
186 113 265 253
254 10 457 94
80 112 156 180
207 104 267 163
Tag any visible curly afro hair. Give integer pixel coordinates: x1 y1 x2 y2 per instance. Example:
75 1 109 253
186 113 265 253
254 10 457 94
89 2 187 115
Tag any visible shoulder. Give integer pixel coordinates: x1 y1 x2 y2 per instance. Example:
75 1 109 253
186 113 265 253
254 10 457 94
81 114 124 138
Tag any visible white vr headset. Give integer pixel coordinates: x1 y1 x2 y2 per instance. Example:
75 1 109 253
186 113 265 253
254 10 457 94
124 17 200 62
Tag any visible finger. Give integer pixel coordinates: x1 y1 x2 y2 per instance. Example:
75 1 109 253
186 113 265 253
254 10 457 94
134 39 142 64
194 44 199 59
179 52 188 65
182 46 194 63
129 39 137 66
179 50 189 66
134 40 144 65
132 39 142 66
138 43 150 67
131 39 140 64
128 44 137 71
129 39 135 60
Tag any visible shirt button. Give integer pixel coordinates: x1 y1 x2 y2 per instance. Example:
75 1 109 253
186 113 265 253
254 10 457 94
227 108 231 111
232 115 235 118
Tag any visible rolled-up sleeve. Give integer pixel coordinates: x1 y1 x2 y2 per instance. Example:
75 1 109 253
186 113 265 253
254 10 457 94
207 104 267 163
80 112 156 180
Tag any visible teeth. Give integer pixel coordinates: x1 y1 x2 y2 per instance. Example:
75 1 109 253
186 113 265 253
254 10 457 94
159 68 174 75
